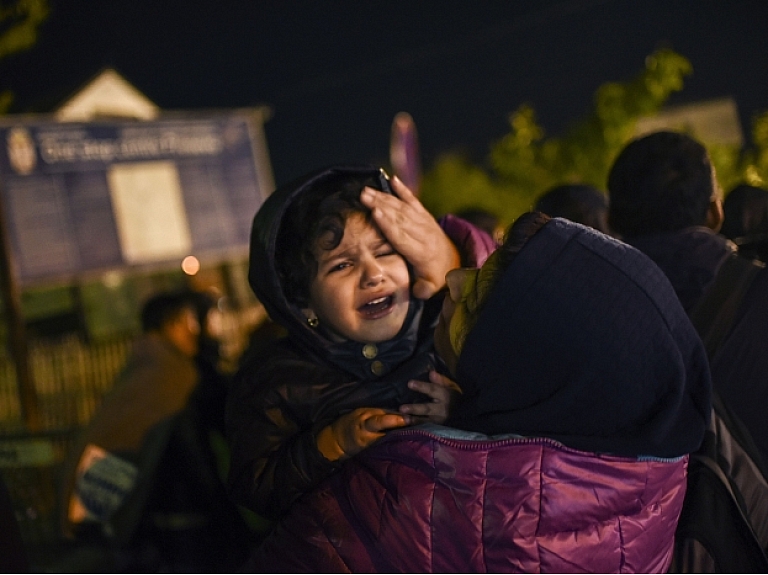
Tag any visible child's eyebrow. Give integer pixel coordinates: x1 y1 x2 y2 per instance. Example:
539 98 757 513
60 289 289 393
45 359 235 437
318 246 356 264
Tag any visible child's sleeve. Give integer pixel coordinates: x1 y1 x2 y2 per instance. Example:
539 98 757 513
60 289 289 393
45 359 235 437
225 357 342 520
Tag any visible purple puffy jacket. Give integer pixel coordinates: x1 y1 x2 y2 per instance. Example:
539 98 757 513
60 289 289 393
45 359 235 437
247 424 687 573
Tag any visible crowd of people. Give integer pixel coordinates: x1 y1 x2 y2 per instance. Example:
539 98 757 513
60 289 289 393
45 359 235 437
8 129 765 573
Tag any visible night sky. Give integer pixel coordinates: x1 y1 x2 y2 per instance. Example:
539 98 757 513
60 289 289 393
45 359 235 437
2 0 768 186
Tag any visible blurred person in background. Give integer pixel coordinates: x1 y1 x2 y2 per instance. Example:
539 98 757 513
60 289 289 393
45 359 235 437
721 183 768 262
58 288 251 572
534 183 611 234
607 131 768 466
608 131 768 571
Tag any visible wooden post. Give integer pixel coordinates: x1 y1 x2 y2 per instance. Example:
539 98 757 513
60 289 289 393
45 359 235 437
0 186 40 432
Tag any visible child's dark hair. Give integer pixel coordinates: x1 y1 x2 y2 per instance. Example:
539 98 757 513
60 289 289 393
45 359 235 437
276 173 382 307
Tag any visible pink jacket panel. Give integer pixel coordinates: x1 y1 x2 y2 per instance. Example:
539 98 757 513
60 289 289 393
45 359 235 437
250 426 688 573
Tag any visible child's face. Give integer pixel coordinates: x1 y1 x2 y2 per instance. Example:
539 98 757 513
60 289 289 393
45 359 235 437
305 213 411 343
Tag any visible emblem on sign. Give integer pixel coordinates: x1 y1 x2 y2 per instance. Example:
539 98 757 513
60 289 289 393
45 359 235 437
6 127 36 175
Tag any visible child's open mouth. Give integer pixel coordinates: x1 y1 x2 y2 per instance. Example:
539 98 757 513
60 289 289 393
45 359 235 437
359 295 394 317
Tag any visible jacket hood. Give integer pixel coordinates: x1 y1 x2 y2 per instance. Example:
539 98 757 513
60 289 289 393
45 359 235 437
452 218 712 457
248 164 425 380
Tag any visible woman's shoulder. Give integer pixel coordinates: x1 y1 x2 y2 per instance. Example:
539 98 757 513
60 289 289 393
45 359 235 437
439 213 498 268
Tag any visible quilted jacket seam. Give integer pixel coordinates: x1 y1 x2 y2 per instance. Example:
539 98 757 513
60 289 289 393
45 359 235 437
536 444 544 571
481 447 489 572
430 438 436 573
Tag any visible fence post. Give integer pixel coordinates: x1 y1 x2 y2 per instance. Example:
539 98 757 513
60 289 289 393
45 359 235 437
0 189 40 432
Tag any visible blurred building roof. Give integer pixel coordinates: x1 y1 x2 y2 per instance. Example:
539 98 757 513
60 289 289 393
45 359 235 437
54 68 160 122
636 97 744 147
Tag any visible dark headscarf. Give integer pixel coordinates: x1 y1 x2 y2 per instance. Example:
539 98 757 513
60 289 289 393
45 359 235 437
451 218 711 458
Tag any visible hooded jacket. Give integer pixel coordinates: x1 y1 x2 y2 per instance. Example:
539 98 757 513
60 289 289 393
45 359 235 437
225 165 496 520
241 218 708 573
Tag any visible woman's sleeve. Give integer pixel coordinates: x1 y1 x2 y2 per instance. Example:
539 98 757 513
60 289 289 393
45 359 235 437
438 213 498 268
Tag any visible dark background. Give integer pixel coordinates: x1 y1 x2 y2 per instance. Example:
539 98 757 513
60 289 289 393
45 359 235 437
2 0 767 186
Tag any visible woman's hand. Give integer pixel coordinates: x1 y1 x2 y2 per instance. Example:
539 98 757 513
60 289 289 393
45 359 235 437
316 408 410 462
361 176 460 299
399 370 461 425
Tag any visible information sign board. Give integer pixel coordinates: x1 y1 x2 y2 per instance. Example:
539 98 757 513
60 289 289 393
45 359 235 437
0 112 272 285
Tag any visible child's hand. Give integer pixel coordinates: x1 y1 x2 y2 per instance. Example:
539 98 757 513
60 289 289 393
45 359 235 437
360 176 460 300
317 408 410 462
399 371 461 425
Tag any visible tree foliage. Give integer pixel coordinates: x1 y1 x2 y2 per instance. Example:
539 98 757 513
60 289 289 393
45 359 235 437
741 110 768 187
0 0 49 113
421 48 768 226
